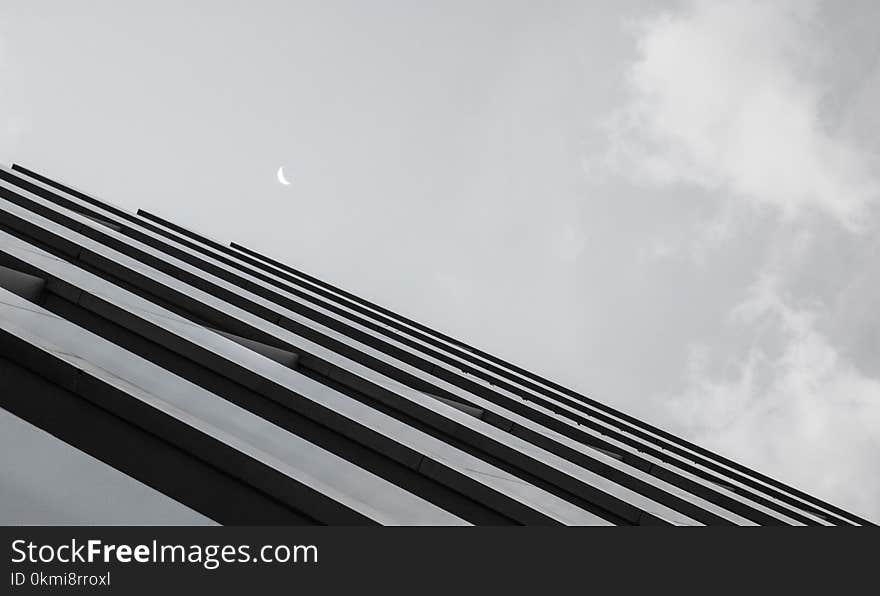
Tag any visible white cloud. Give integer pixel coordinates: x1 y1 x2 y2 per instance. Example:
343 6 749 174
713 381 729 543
661 276 880 522
602 0 880 521
635 201 743 265
604 0 880 228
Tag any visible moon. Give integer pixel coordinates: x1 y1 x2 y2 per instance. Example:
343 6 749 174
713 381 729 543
276 166 291 186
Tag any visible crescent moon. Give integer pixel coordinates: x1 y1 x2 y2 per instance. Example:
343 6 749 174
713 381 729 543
276 166 291 186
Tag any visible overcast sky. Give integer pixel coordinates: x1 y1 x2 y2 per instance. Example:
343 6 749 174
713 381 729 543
1 0 878 522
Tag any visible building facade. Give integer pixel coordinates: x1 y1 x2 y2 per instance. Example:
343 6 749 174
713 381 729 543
0 163 869 526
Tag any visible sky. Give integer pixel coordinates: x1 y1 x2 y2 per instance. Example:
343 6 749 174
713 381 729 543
0 0 878 522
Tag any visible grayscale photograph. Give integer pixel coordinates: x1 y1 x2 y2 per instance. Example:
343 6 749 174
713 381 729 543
0 3 876 588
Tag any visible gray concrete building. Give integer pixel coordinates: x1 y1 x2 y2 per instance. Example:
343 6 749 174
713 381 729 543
0 164 869 526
